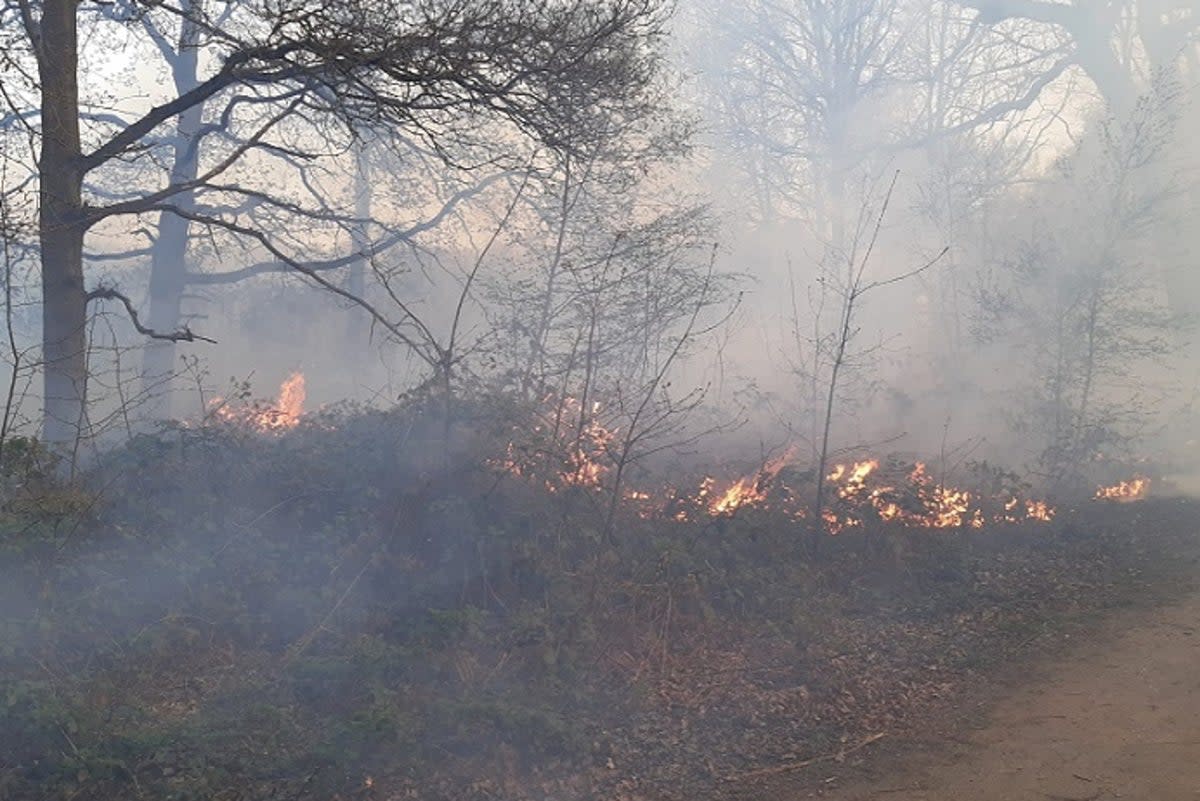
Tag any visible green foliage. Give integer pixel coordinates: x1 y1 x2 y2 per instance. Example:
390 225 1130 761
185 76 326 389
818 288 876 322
0 435 57 482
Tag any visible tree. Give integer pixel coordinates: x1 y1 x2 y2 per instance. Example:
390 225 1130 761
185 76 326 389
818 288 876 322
956 0 1200 111
3 0 672 455
137 0 221 417
789 174 944 543
971 86 1184 485
689 0 911 236
685 0 1073 237
956 0 1200 319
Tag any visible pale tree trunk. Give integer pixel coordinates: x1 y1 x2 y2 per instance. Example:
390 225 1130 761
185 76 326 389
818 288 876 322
38 0 89 455
142 4 204 419
1161 185 1200 330
347 143 371 334
331 141 373 392
141 211 191 416
1136 16 1200 335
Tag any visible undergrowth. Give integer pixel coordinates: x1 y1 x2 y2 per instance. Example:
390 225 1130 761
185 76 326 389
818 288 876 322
0 398 1196 801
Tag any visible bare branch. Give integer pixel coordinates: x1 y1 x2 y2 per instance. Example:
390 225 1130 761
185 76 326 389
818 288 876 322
183 171 512 285
85 285 217 344
80 46 310 172
863 247 950 293
88 97 306 220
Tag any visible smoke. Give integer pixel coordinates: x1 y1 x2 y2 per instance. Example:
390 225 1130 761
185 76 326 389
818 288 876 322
0 0 1196 487
662 0 1200 487
5 6 1200 799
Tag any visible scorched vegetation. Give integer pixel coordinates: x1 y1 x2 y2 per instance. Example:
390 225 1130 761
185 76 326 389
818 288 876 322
2 0 1200 800
0 385 1196 801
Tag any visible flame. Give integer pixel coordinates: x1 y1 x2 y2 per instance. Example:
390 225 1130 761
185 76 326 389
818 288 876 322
909 463 975 529
1095 477 1150 503
555 400 616 490
492 395 615 492
818 460 1056 532
709 475 762 515
1025 499 1055 522
209 372 306 432
269 372 306 427
710 447 799 515
822 459 885 533
497 430 1068 532
493 400 1160 532
832 460 879 499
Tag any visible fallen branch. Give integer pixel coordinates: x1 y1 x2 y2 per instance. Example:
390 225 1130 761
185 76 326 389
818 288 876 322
724 731 888 782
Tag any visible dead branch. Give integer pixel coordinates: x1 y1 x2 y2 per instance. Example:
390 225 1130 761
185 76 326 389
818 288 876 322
85 286 217 344
723 732 888 783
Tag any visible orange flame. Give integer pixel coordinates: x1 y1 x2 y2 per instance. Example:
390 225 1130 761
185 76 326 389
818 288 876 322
273 373 306 427
553 400 616 490
1095 477 1149 503
819 460 1054 532
492 395 615 492
494 398 1079 531
831 460 879 497
710 447 799 515
1025 499 1055 522
210 372 306 432
908 463 976 529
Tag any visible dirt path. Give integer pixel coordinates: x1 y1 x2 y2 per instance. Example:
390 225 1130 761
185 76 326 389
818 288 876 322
819 593 1200 801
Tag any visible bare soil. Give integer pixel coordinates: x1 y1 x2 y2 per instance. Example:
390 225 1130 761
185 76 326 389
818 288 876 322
813 592 1200 800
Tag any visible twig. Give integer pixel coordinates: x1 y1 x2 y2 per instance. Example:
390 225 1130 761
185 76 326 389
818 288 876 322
723 732 887 782
59 725 81 757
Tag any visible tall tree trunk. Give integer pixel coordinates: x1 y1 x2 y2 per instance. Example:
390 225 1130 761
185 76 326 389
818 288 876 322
142 211 190 417
142 5 203 419
346 143 371 339
349 145 370 302
38 0 89 454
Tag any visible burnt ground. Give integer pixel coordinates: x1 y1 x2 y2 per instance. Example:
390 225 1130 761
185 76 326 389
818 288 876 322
4 416 1200 801
704 527 1200 801
809 591 1200 801
582 497 1200 801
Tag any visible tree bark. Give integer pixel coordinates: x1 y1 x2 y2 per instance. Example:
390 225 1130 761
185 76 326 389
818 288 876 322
142 3 204 419
38 0 89 453
142 209 191 417
345 141 371 345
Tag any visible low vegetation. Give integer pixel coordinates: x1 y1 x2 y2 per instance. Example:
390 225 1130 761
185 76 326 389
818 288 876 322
2 397 1195 801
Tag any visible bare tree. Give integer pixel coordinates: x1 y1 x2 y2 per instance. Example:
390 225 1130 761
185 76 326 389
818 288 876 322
801 174 945 543
971 86 1185 486
2 0 674 459
137 0 215 417
956 0 1200 321
0 162 36 470
686 0 1073 233
690 0 911 236
955 0 1200 111
472 123 738 536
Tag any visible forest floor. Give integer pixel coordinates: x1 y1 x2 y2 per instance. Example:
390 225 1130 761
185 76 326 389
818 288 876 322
754 588 1200 801
6 416 1200 801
